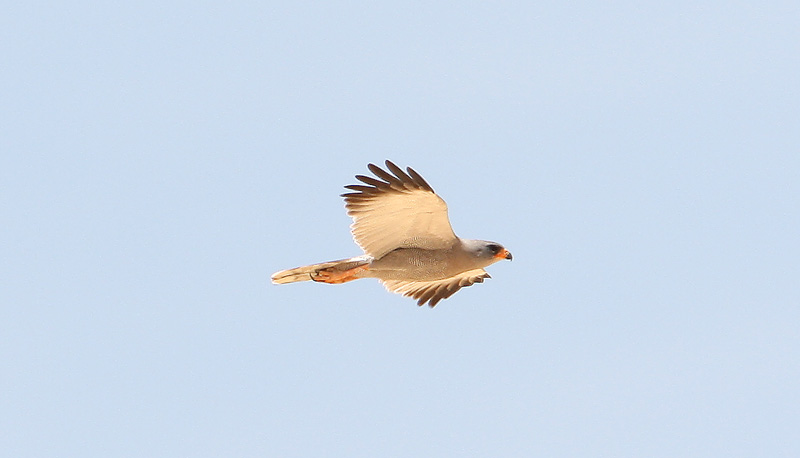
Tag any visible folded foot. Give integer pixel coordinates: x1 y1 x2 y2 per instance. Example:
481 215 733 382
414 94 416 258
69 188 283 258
310 264 370 284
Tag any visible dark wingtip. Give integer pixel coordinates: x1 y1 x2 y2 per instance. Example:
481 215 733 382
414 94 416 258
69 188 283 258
406 166 433 192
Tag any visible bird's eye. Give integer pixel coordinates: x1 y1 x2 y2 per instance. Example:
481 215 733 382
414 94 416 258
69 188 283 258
486 244 500 253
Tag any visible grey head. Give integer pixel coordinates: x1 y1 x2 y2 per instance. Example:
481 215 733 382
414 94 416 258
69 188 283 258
460 239 513 266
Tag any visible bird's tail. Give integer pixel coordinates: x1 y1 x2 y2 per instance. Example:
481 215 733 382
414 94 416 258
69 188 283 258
271 256 372 284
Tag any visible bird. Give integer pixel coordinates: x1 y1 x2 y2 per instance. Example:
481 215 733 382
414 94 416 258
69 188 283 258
271 160 512 307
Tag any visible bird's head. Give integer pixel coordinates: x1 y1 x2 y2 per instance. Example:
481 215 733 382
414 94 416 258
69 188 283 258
463 239 512 265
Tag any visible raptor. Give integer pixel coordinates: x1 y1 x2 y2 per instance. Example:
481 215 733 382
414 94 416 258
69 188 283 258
271 160 512 307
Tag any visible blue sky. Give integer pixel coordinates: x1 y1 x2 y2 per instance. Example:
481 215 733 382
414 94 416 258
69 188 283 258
2 1 799 456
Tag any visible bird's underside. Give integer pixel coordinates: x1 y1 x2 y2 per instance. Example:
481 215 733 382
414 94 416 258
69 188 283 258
271 160 511 307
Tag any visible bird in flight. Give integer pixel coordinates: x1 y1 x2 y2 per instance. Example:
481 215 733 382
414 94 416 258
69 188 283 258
271 160 512 307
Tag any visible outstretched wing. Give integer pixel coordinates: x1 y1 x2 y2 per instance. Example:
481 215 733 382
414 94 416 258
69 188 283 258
380 269 491 307
341 160 458 259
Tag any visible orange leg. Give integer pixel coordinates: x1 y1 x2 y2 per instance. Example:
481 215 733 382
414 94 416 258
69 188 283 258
311 264 370 284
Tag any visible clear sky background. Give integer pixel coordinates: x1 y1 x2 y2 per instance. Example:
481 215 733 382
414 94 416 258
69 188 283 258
2 1 799 457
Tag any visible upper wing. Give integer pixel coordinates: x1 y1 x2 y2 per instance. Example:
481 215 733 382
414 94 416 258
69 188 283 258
341 160 458 259
380 269 491 307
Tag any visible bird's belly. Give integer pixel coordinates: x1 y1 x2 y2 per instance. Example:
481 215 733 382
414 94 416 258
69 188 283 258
366 248 463 281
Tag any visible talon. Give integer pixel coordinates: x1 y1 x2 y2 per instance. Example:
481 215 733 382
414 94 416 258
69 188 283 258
311 265 369 284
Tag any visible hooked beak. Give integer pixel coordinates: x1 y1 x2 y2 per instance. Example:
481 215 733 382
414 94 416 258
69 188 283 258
495 248 512 261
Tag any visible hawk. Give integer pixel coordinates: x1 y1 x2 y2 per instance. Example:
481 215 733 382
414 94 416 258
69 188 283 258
271 160 512 307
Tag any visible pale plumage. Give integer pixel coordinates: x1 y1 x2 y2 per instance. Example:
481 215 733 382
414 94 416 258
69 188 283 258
380 269 491 307
341 161 456 258
271 160 511 307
